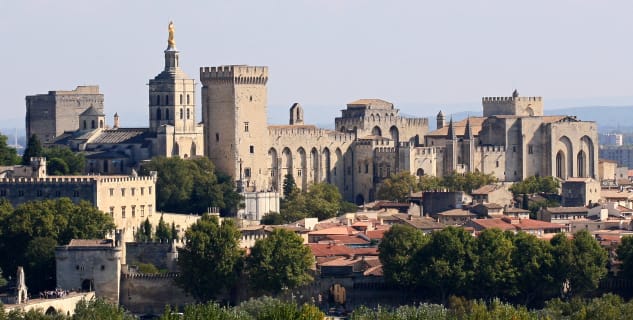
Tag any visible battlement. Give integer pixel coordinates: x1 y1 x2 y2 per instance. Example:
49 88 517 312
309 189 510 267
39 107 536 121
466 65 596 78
200 65 268 85
476 145 507 153
48 85 101 96
268 126 355 142
482 96 542 103
122 272 180 279
375 147 397 154
413 147 438 156
0 174 156 185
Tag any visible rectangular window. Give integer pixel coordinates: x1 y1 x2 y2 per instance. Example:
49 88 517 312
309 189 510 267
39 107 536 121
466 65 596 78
37 190 43 197
121 206 126 219
140 205 145 217
244 168 251 177
365 164 369 174
109 207 114 218
18 190 24 197
149 187 152 195
496 161 499 168
148 205 153 216
244 122 249 132
528 145 534 154
0 190 6 196
109 188 114 196
131 188 136 196
73 191 79 197
121 188 125 197
131 206 136 218
512 146 516 152
250 145 254 153
333 168 337 176
298 169 302 177
141 187 144 195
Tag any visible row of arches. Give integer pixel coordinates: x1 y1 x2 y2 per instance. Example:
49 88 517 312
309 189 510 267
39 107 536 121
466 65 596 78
555 135 595 179
155 108 193 121
152 94 191 106
268 146 345 191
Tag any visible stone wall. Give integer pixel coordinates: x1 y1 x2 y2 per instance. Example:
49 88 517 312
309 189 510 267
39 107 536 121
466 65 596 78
119 273 194 315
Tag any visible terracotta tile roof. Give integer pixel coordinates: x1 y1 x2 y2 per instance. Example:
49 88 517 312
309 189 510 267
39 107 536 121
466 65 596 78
322 235 370 245
617 205 633 213
309 226 358 236
426 117 485 137
363 265 384 277
392 213 445 230
467 219 516 231
516 219 564 230
544 206 588 214
366 229 387 239
471 184 501 195
602 190 633 200
437 209 476 217
308 244 378 257
504 207 530 213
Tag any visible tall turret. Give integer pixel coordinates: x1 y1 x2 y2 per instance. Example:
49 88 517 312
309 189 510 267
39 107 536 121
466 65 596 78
289 103 304 125
436 110 445 129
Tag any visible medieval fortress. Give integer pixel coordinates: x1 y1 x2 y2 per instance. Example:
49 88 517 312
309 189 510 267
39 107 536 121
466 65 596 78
23 23 598 209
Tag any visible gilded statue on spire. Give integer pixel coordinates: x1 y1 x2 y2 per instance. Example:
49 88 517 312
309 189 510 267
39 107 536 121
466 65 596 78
168 21 176 48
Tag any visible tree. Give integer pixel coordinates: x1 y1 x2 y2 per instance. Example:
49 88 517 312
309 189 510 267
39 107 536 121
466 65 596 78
473 229 517 299
155 215 171 243
510 175 559 196
442 172 497 193
0 268 7 287
42 146 85 175
135 218 153 242
303 183 343 220
177 214 244 301
22 134 43 165
246 228 314 294
282 174 298 198
617 236 633 278
260 212 285 225
377 172 419 202
0 198 115 292
418 175 444 191
0 134 20 166
73 297 135 320
379 224 427 287
141 157 241 215
415 227 477 303
512 231 556 304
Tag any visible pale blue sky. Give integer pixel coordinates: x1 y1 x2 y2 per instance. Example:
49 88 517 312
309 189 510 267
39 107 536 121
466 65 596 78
1 0 632 128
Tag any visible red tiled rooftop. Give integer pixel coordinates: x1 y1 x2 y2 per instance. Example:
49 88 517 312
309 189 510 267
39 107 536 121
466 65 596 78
467 219 516 231
308 243 378 257
322 235 370 245
309 226 358 236
516 219 564 230
366 229 387 239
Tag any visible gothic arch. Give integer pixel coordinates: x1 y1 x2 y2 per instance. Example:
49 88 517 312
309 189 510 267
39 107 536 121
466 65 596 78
558 136 573 178
323 147 331 183
416 168 425 176
389 126 399 143
298 147 307 190
165 109 170 120
556 151 566 179
172 142 179 156
372 126 382 136
269 148 279 191
577 150 587 178
334 148 344 187
355 194 365 205
190 143 197 156
580 135 595 178
340 126 346 133
282 147 293 180
311 148 319 183
156 108 162 120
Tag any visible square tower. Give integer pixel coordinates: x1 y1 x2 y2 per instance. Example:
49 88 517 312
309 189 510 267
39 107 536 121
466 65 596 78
200 65 270 191
482 90 543 117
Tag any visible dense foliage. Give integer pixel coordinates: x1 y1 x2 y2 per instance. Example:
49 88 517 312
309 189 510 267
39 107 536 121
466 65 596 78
275 180 356 223
246 228 315 294
22 135 85 175
509 175 559 195
377 171 497 202
617 235 633 279
0 198 115 292
379 227 608 304
176 214 244 301
141 156 242 215
0 133 20 165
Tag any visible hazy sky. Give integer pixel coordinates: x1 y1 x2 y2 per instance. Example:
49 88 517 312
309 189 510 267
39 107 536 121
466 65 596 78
2 0 633 129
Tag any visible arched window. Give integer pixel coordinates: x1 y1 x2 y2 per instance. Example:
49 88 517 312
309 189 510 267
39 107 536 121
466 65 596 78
99 120 103 128
165 109 170 120
179 94 183 105
156 109 162 120
186 108 190 119
180 108 183 119
91 120 95 129
156 95 160 105
187 94 190 105
165 95 169 105
83 120 87 129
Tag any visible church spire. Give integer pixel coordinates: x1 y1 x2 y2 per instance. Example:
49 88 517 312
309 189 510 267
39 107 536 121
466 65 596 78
464 118 473 139
447 117 456 139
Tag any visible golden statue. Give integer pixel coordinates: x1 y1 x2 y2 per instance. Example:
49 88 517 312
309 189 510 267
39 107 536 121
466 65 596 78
168 21 176 48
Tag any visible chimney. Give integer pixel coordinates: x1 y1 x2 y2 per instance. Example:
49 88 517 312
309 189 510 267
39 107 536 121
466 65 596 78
113 113 120 129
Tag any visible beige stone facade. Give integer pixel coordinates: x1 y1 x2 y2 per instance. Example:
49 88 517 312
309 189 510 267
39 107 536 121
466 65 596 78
26 86 104 143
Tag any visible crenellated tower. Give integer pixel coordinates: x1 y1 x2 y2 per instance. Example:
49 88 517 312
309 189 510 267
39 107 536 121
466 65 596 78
200 65 270 192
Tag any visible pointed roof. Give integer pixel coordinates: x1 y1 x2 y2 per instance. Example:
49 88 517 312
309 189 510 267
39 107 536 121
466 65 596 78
447 117 456 139
79 106 104 117
437 110 445 117
464 118 472 138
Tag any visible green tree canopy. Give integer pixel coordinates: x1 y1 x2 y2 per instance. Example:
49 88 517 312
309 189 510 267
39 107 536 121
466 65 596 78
378 224 427 287
510 175 559 195
377 172 420 202
43 146 85 175
0 134 20 166
141 156 241 215
177 214 244 302
22 134 43 165
616 235 633 279
282 174 298 198
473 229 517 299
0 198 115 292
246 228 314 294
279 183 349 222
155 214 171 243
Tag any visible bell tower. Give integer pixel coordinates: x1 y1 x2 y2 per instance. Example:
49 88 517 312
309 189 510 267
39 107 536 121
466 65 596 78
148 22 196 135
